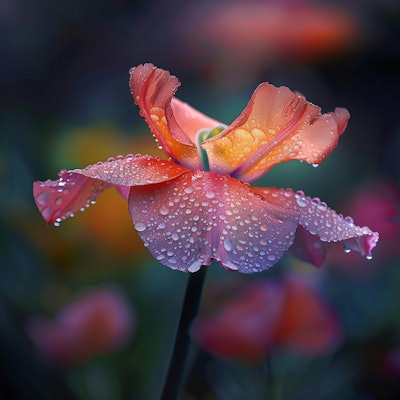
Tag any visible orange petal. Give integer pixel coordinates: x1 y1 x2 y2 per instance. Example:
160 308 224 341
129 64 202 169
203 82 349 182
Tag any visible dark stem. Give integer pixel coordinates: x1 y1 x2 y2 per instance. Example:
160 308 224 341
160 267 207 400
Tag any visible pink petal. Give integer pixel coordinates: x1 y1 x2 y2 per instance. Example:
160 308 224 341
129 64 202 169
171 97 222 143
128 171 299 273
33 172 112 225
202 82 349 182
290 226 327 267
295 192 379 257
33 155 189 225
254 188 379 259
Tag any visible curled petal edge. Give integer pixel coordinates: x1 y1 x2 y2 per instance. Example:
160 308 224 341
33 155 189 225
253 188 379 263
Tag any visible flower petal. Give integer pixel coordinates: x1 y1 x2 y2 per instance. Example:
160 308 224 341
254 188 379 258
33 155 189 225
290 226 327 267
295 192 379 257
128 171 299 273
203 82 349 182
171 97 222 142
129 64 204 169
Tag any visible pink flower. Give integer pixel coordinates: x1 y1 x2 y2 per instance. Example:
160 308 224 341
26 286 135 366
33 64 378 273
191 275 342 361
328 180 399 272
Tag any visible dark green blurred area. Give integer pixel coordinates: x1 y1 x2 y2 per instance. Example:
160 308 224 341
1 0 400 399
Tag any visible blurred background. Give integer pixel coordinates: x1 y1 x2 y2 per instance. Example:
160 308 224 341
1 0 399 399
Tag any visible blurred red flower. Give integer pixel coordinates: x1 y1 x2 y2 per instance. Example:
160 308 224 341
192 275 342 361
26 286 136 366
176 1 360 85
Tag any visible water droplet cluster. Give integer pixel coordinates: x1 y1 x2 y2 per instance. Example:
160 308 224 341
203 85 340 181
33 154 188 226
294 190 376 257
33 171 107 226
80 154 187 186
129 171 298 273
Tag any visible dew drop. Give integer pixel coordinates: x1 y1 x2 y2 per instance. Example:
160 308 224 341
295 196 308 208
223 238 233 252
205 190 215 199
267 254 276 262
184 187 193 194
188 261 202 273
135 222 147 232
171 233 179 241
224 261 239 271
366 255 373 260
159 206 169 216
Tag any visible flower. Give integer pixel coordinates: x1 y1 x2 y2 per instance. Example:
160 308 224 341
33 64 378 273
191 275 342 361
327 180 399 273
26 286 135 366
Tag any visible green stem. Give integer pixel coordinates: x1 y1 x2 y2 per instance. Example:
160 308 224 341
159 267 207 400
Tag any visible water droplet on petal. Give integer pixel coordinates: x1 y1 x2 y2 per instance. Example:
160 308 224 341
295 196 308 208
205 190 215 199
135 222 147 232
188 261 202 273
171 233 179 241
343 246 351 254
224 261 239 271
223 238 233 252
184 187 193 194
159 206 169 216
366 255 373 260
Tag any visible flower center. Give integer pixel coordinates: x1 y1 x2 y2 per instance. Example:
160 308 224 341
195 125 226 172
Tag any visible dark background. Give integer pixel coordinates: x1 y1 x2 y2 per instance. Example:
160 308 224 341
1 0 399 399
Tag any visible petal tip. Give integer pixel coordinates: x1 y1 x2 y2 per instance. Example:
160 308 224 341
333 107 350 135
364 231 379 257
